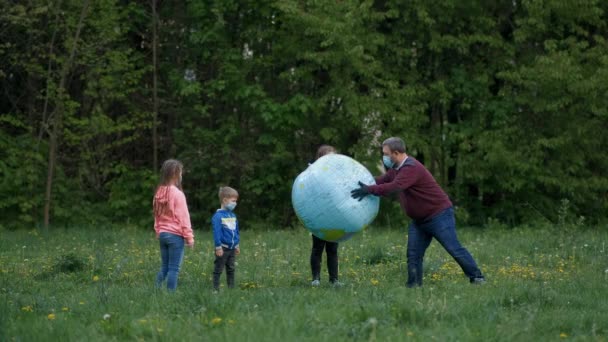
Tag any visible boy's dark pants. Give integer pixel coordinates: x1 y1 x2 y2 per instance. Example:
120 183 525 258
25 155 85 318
213 247 236 290
310 235 339 282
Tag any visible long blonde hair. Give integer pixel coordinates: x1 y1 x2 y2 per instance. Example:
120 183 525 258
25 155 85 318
153 159 183 216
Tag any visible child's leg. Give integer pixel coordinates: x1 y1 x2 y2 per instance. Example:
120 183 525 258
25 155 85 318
165 234 185 291
225 249 236 288
325 241 339 283
156 233 170 287
213 248 228 290
310 235 325 281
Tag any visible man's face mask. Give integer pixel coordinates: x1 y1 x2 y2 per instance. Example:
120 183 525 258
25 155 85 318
383 155 395 169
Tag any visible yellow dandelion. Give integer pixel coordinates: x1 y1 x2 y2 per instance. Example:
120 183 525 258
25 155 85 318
211 317 222 325
370 279 379 286
62 307 69 312
21 305 33 312
47 313 56 320
560 333 568 338
93 275 100 282
79 301 85 305
407 331 414 336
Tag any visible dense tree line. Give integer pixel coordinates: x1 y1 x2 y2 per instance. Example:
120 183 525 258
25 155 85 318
1 0 607 230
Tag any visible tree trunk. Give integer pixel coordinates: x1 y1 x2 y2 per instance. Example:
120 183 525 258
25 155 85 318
152 0 159 171
44 0 90 229
429 105 441 180
37 0 62 148
440 109 448 188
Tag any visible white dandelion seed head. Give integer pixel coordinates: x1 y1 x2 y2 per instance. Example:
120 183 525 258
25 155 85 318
184 69 196 82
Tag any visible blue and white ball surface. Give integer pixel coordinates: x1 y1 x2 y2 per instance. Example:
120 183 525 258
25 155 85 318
291 154 379 242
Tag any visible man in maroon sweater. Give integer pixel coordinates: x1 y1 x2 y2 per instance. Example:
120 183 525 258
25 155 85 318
351 137 485 287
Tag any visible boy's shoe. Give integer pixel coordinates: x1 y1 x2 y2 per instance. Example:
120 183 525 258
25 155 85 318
311 280 320 287
471 277 486 285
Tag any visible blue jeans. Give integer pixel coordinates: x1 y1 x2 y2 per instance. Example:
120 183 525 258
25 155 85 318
406 207 483 287
156 232 185 291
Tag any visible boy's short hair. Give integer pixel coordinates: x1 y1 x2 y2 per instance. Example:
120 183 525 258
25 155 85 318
219 186 239 201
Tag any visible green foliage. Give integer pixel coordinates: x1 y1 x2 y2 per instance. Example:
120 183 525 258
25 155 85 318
107 166 156 227
0 118 46 228
1 0 607 228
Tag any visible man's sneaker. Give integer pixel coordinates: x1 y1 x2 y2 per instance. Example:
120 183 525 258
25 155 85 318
311 280 320 287
331 280 344 288
471 277 486 285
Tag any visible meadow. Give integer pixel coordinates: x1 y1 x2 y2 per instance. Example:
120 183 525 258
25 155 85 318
1 223 607 341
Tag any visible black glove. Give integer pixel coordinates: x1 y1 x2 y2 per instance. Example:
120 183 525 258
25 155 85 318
350 181 370 201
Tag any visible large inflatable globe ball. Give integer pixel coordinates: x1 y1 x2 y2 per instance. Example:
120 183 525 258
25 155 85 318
291 154 379 242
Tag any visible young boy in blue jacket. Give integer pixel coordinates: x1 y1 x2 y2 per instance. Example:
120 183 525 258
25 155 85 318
211 186 240 291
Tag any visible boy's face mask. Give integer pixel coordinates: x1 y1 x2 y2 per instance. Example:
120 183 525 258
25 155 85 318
225 201 237 211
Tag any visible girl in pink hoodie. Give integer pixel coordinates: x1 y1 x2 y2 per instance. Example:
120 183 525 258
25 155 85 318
153 159 194 291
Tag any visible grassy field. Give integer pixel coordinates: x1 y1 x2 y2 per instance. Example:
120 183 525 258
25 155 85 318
1 223 607 341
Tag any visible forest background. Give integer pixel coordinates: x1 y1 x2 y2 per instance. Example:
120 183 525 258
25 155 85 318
1 0 607 230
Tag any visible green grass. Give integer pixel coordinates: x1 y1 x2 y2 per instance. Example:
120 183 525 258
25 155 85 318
1 224 607 341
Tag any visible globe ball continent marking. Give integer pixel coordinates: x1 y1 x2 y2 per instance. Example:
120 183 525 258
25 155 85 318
291 154 379 242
